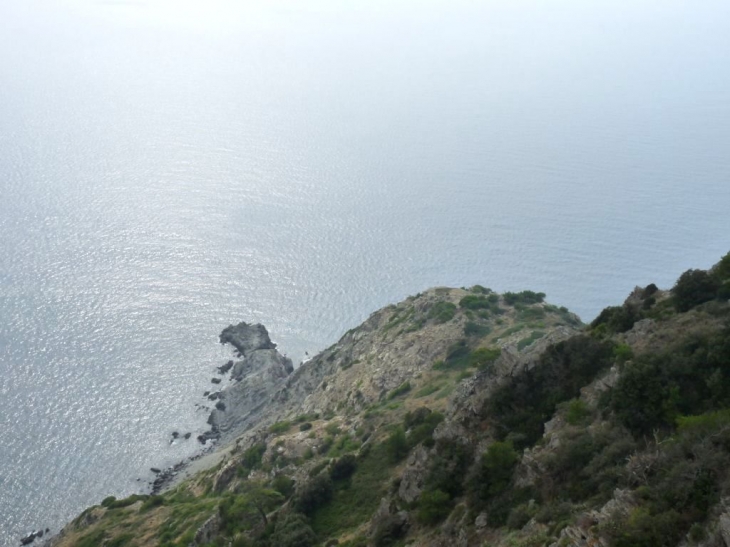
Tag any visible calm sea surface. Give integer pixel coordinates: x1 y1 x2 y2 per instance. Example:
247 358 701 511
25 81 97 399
1 0 729 542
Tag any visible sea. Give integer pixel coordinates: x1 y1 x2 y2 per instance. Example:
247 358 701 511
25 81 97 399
1 0 729 543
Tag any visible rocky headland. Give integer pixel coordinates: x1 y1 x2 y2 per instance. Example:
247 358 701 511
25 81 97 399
40 252 730 547
198 322 293 445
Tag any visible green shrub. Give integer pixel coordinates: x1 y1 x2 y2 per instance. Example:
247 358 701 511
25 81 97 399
503 291 545 305
613 343 633 364
385 427 408 463
308 461 329 478
564 399 590 425
405 409 444 449
677 409 730 437
140 495 165 512
672 269 720 312
434 340 497 371
464 321 491 337
517 330 545 350
330 454 358 481
270 512 317 547
470 285 492 294
325 423 341 436
590 305 639 334
473 441 519 502
425 438 471 498
293 474 334 515
299 422 313 432
241 443 267 472
388 382 411 399
517 307 546 321
270 421 292 435
469 347 501 370
428 301 457 323
101 496 117 507
104 494 147 509
414 384 441 398
459 295 493 310
295 413 319 423
272 474 296 498
417 489 452 525
611 325 730 435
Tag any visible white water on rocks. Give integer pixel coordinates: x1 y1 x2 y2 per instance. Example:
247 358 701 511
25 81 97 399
1 0 729 542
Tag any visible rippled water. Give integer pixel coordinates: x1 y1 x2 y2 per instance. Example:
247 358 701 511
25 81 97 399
1 0 729 542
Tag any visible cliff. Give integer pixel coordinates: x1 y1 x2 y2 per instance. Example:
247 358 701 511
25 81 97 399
42 252 730 547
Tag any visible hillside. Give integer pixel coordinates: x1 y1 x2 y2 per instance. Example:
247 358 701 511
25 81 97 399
43 253 730 547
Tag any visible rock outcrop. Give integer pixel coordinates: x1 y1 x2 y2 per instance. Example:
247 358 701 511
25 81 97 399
201 322 293 444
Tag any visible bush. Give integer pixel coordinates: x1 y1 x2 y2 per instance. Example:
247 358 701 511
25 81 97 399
464 321 491 337
140 495 165 511
459 295 493 310
472 441 519 502
293 474 333 515
503 291 545 305
270 421 292 435
590 305 639 334
613 343 633 364
299 422 313 432
385 428 408 463
672 269 720 312
434 341 498 371
469 347 501 370
428 301 457 323
330 454 358 481
564 399 590 425
417 489 452 525
241 443 267 472
517 330 545 350
642 283 659 298
388 382 411 399
425 438 471 498
103 494 147 509
270 512 317 547
610 325 730 435
101 496 117 507
470 285 492 294
405 410 444 449
272 475 296 498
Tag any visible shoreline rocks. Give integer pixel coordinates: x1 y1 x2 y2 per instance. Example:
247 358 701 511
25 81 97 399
199 322 293 445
